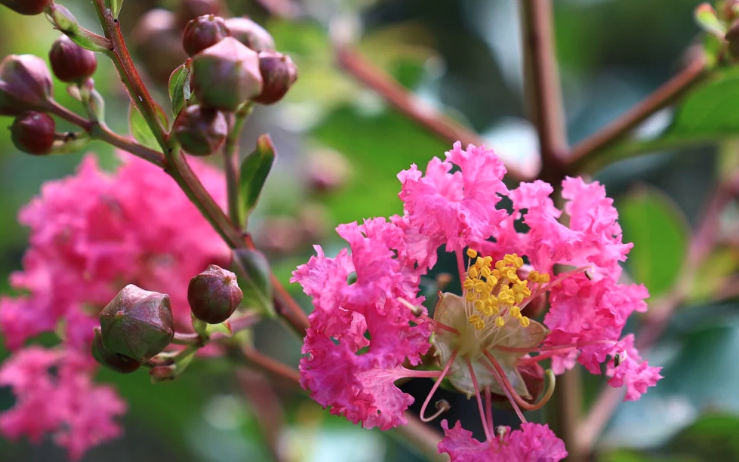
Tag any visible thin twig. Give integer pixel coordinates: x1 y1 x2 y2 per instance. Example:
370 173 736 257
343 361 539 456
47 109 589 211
335 45 531 181
394 413 448 462
241 346 301 384
519 0 567 180
223 104 253 229
567 56 708 170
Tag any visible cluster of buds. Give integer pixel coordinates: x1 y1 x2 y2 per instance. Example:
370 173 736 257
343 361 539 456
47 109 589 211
172 14 297 155
173 14 297 156
0 29 98 154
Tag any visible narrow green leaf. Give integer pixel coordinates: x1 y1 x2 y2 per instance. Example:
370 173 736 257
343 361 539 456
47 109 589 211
168 61 191 117
618 187 689 297
128 104 168 151
231 249 274 318
106 0 123 19
694 3 725 37
239 134 276 220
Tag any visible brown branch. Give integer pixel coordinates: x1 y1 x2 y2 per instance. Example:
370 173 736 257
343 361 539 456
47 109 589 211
519 0 568 181
335 45 531 181
567 56 708 170
240 346 301 384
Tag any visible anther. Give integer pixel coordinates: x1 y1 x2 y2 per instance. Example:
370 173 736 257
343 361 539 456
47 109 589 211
466 248 478 259
396 297 423 316
495 316 505 327
585 269 594 280
614 350 627 367
496 425 508 443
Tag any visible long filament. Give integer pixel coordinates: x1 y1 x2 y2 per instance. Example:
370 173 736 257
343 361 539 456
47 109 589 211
419 350 458 422
465 358 492 441
481 349 556 413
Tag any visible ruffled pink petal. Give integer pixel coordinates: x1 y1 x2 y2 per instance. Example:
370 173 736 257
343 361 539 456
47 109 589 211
607 335 663 401
438 420 567 462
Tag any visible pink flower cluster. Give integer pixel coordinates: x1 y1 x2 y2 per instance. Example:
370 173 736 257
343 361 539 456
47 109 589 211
293 142 662 460
0 153 229 459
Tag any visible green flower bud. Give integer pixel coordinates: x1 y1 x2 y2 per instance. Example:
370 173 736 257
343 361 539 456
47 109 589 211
99 285 175 362
10 111 56 155
253 51 298 105
224 17 275 52
91 326 142 374
49 35 98 83
173 105 228 156
188 264 243 324
0 0 52 15
0 54 53 116
48 4 79 35
191 37 262 111
182 14 230 57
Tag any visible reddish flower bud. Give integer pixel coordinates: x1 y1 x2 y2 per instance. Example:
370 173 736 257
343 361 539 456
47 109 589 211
91 326 142 374
149 365 176 382
176 0 226 28
173 105 228 156
49 35 98 83
99 285 175 362
0 0 52 15
224 17 275 52
0 54 53 116
10 111 55 155
183 14 230 57
253 51 297 105
132 9 188 84
188 264 243 324
191 37 263 111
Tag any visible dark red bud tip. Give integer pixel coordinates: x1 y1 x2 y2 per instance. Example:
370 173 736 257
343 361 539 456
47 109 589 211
173 105 228 156
11 111 55 155
91 327 142 374
188 264 243 324
149 365 176 382
183 14 230 57
99 285 175 362
191 37 263 111
0 54 53 116
253 51 298 105
0 0 53 15
49 35 98 83
224 17 275 52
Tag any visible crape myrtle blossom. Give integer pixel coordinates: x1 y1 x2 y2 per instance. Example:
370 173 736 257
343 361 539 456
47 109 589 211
0 153 229 459
293 142 662 460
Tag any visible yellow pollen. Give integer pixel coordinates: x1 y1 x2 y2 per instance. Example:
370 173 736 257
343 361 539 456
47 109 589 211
528 271 539 283
469 314 485 330
468 267 479 279
481 267 492 279
519 316 531 327
495 316 505 327
510 307 522 319
483 256 493 266
463 279 475 290
474 281 486 293
539 273 551 283
475 259 485 269
473 300 484 312
465 291 476 302
466 248 478 259
514 256 524 268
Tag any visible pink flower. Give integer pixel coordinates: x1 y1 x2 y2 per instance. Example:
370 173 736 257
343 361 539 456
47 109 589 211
398 142 508 255
293 218 431 429
0 346 127 460
438 420 567 462
0 153 229 350
0 152 229 458
607 334 663 401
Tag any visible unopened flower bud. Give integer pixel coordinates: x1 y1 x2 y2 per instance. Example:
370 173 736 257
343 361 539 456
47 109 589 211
188 264 243 324
149 365 176 383
173 105 228 156
132 9 188 84
99 284 175 362
191 37 263 111
183 14 230 57
224 17 275 52
0 0 52 15
521 293 547 319
176 0 226 28
49 35 98 83
0 54 53 116
306 148 352 193
48 4 79 35
10 111 55 155
91 326 141 374
253 51 297 105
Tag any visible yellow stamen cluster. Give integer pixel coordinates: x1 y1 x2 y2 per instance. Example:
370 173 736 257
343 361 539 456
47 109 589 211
463 249 544 330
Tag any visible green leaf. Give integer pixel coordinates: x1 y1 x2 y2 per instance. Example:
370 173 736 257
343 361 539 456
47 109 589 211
107 0 124 19
168 61 191 117
239 134 276 220
694 3 725 37
668 68 739 138
618 187 689 297
128 103 167 151
231 249 274 317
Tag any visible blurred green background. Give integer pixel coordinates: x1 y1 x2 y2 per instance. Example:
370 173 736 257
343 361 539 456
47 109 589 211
3 0 739 461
